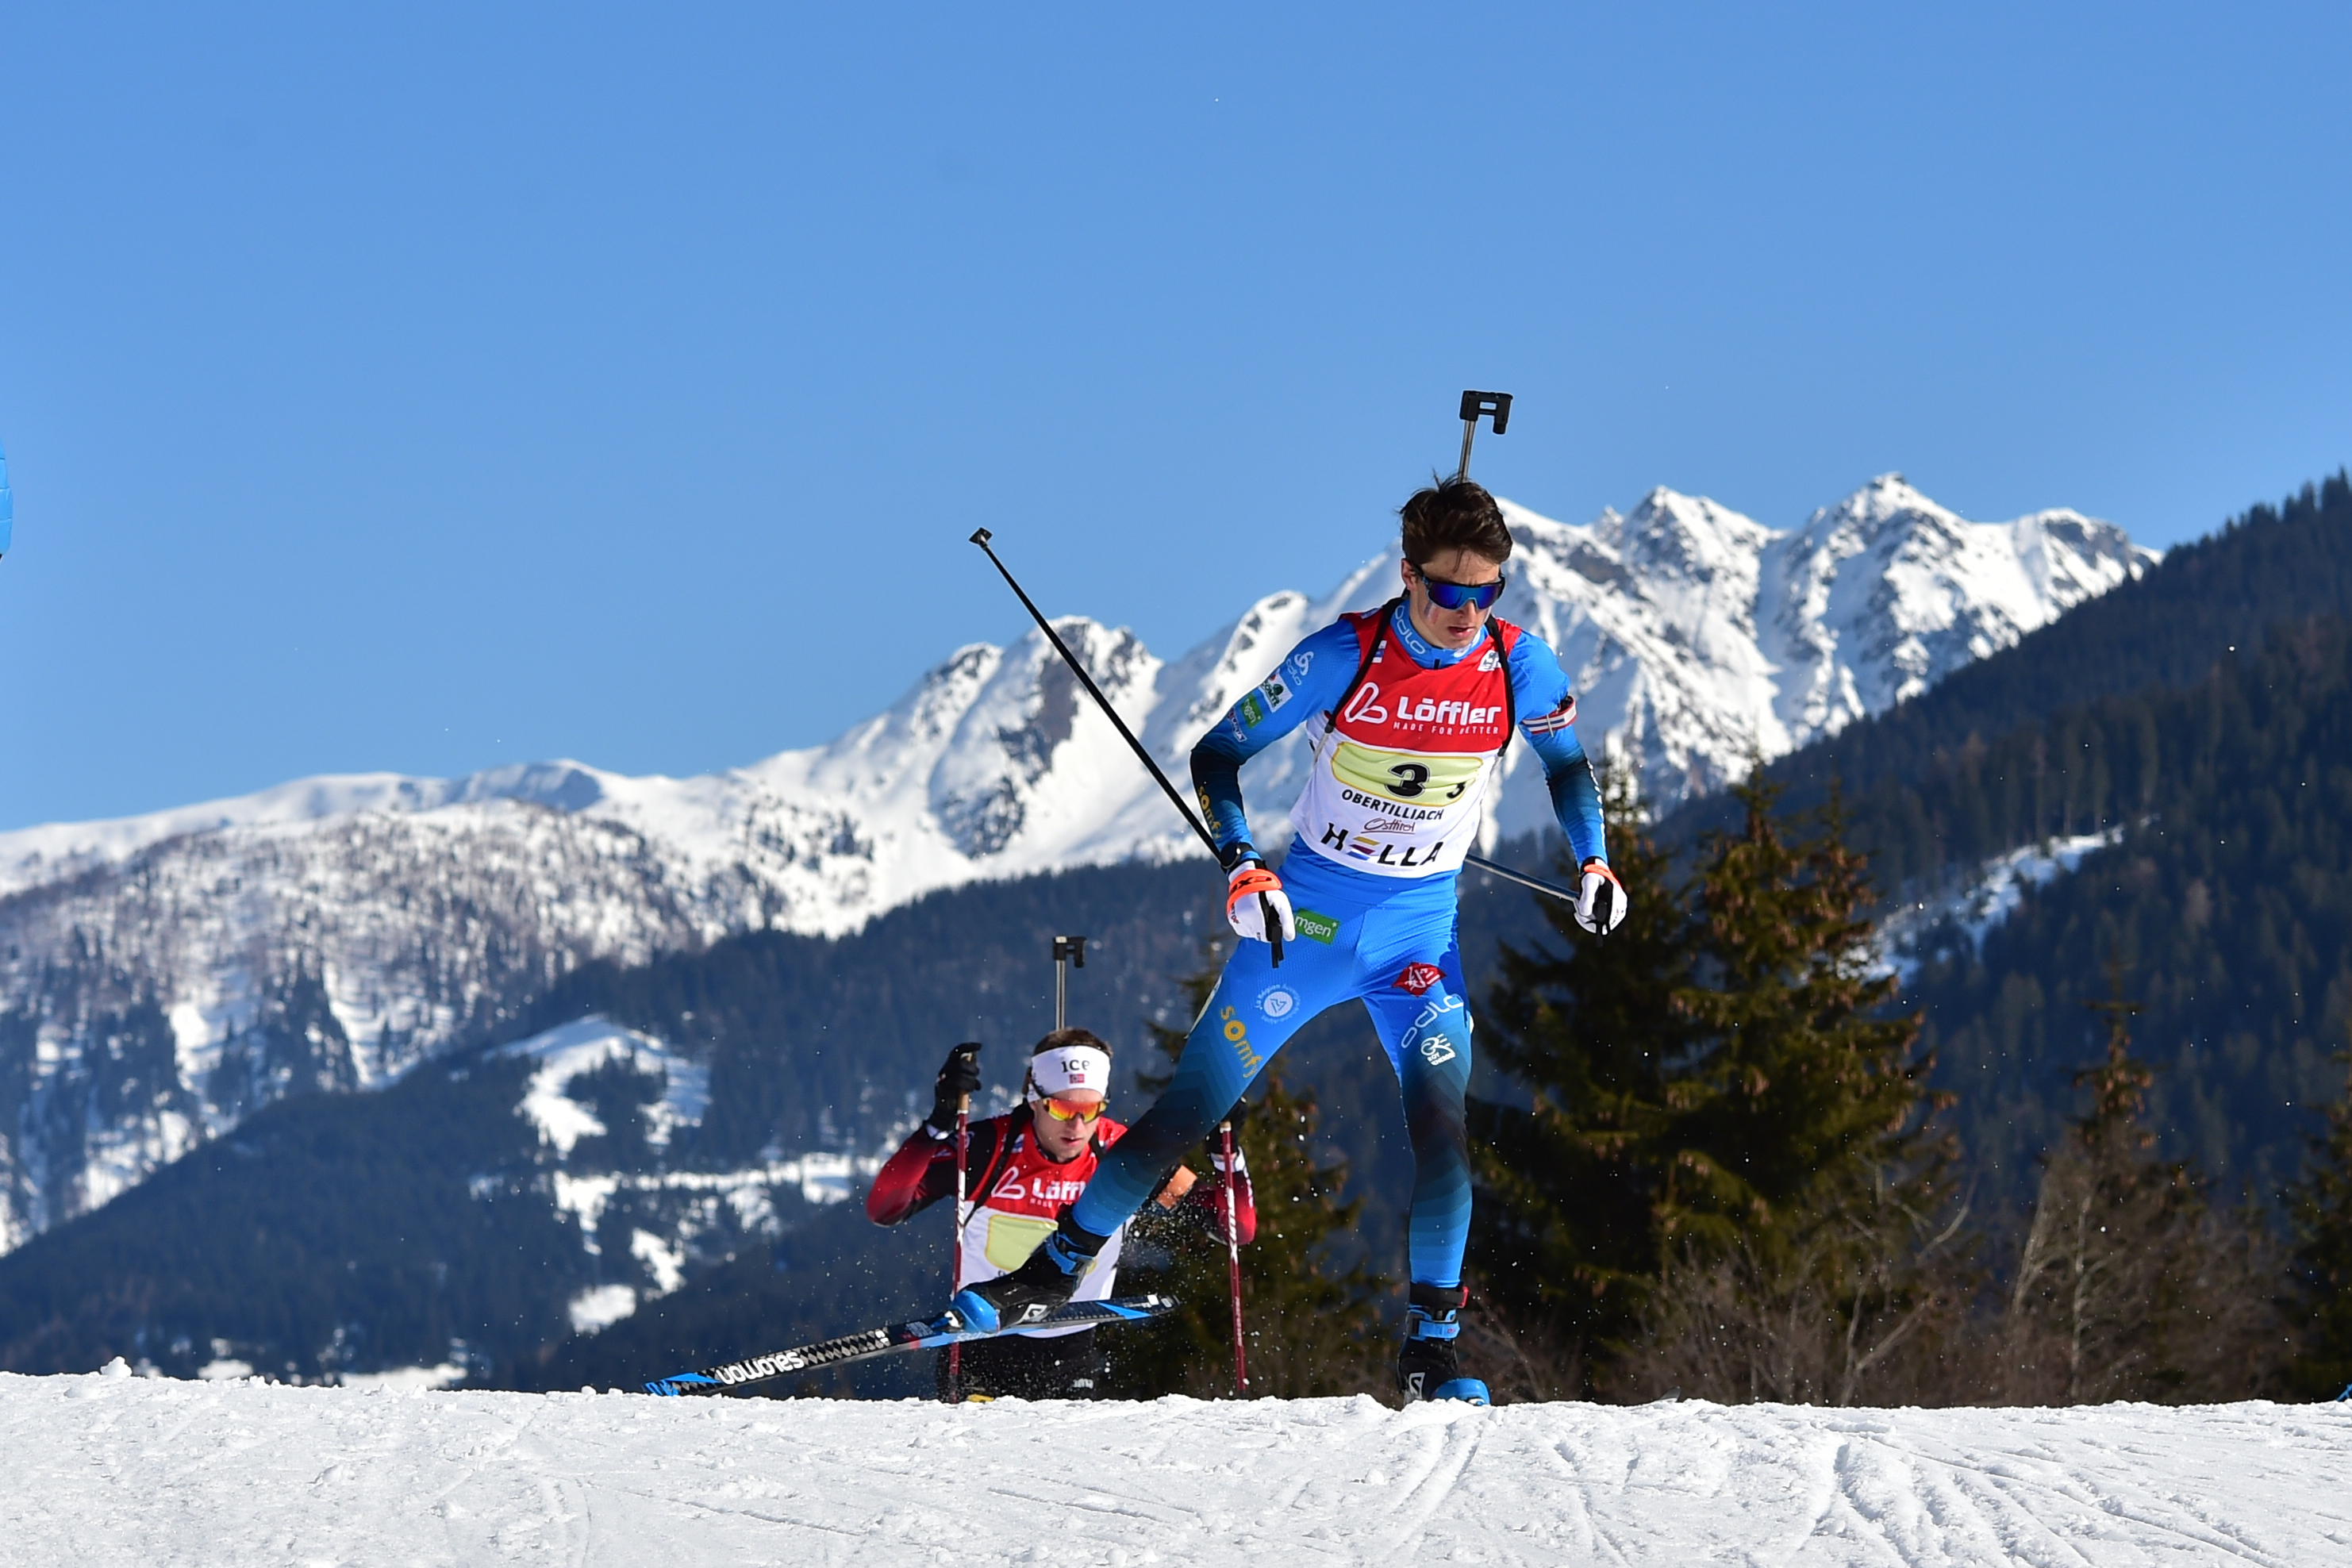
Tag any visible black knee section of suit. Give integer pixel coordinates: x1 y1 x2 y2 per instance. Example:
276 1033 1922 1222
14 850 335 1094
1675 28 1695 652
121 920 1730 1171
1053 1209 1111 1259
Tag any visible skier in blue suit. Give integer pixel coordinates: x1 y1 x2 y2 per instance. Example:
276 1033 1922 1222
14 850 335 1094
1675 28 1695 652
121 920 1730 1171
959 477 1628 1403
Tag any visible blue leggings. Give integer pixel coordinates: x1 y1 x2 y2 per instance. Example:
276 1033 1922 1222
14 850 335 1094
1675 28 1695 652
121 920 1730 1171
1071 850 1475 1289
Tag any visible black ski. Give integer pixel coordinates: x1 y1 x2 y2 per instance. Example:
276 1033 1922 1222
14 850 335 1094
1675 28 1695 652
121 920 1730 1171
641 1293 1175 1397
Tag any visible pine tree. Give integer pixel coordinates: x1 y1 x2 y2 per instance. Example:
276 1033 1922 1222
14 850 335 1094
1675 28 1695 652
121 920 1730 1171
2292 1035 2352 1398
2000 964 2291 1403
1467 770 1695 1393
1618 778 1958 1405
1660 779 1934 1243
1108 943 1388 1399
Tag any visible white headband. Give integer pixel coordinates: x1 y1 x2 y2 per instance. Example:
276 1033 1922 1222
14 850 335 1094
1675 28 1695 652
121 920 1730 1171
1028 1045 1111 1097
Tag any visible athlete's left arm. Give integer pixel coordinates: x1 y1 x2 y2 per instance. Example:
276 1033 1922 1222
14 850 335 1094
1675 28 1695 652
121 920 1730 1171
1509 632 1608 867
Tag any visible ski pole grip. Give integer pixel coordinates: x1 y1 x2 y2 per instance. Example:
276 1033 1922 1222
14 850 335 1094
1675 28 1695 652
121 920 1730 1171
1262 892 1285 969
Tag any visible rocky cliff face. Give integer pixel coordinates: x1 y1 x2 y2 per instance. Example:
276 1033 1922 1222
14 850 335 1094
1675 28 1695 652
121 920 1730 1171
0 475 2152 1249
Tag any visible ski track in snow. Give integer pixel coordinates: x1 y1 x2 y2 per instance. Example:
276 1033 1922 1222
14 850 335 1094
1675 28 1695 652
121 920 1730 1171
5 1370 2346 1566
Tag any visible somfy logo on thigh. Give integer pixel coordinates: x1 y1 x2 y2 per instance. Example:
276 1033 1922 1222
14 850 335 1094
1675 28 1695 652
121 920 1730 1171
1218 1005 1265 1074
1257 986 1297 1020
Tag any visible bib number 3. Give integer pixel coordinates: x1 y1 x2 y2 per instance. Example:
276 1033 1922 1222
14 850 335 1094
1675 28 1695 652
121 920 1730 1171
1333 741 1482 805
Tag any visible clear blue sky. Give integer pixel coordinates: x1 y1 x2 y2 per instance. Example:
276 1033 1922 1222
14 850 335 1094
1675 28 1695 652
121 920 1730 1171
3 4 2347 830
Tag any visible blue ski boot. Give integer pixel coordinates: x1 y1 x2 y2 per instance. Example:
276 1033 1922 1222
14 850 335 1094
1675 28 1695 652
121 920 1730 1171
1397 1283 1490 1405
952 1213 1105 1333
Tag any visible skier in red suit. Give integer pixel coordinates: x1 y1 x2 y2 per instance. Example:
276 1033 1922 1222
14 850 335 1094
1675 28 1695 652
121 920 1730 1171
867 1028 1256 1398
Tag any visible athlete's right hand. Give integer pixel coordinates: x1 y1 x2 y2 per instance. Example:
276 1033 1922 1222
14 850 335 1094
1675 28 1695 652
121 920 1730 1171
1224 859 1297 946
927 1041 983 1134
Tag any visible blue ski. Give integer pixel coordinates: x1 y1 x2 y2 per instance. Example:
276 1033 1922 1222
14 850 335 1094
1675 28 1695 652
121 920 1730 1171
641 1293 1174 1397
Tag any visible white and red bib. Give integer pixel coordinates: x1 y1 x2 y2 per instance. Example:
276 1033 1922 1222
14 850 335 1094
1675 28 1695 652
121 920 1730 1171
957 1118 1128 1334
1289 609 1520 878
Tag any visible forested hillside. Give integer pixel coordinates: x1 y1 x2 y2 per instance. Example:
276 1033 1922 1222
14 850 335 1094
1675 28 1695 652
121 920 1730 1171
1901 617 2352 1197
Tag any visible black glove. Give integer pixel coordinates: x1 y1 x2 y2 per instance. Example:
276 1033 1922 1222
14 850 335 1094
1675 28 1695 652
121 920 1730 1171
927 1042 983 1134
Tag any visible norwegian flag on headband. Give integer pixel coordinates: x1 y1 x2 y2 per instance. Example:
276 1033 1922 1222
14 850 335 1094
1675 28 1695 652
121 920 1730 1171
1032 1046 1111 1095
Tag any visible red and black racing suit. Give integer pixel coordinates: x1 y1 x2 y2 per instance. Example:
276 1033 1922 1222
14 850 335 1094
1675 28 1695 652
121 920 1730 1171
868 1110 1255 1398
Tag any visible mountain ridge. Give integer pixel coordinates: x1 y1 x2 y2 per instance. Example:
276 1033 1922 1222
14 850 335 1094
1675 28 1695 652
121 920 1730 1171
0 475 2150 1252
2 474 2150 909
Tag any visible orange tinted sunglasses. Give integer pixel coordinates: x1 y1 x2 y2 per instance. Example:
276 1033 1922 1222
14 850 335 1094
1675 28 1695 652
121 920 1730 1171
1036 1093 1106 1124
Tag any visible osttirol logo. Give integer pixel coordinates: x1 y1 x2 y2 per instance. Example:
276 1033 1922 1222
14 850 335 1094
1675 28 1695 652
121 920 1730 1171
1293 909 1340 944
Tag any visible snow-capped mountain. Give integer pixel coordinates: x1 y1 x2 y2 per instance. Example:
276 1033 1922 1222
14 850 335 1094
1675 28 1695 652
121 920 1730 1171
0 475 2152 1251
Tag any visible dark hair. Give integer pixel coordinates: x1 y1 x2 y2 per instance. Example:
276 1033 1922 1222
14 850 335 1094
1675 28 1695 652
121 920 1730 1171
1399 476 1512 568
1031 1027 1111 1057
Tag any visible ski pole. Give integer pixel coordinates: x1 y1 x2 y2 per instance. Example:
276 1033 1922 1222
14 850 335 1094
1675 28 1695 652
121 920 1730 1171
1467 855 1579 905
945 1042 981 1402
971 528 1286 968
1220 1115 1248 1396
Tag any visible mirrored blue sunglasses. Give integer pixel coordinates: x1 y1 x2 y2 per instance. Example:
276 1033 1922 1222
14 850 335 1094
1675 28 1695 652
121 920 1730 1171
1413 566 1506 612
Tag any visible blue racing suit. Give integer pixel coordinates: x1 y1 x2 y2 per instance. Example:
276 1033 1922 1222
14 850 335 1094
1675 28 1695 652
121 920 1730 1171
1068 598 1607 1291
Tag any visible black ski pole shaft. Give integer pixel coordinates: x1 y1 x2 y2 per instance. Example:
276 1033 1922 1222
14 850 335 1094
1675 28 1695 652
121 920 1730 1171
971 529 1215 855
947 1092 970 1401
944 1040 980 1403
971 528 1283 966
1462 851 1578 904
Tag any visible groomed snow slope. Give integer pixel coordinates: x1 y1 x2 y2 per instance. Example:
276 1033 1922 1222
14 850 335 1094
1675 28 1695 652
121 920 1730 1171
8 1370 2346 1565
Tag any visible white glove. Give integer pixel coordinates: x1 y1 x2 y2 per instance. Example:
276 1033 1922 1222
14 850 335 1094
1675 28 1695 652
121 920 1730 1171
1574 859 1628 935
1224 859 1297 945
